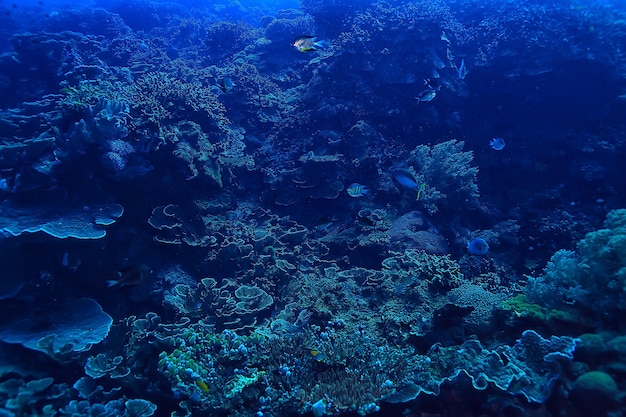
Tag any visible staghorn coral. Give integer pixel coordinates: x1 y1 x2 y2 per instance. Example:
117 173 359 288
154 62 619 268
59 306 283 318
221 61 294 124
264 11 315 45
156 319 404 417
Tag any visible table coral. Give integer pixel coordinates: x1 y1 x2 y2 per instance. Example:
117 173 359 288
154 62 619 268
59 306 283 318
0 298 113 360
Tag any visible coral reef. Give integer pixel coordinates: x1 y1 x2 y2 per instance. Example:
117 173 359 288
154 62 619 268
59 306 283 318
409 139 480 214
0 0 625 415
525 209 626 325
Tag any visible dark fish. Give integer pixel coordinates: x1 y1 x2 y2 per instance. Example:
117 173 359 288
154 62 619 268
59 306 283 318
220 77 235 93
357 214 376 227
107 264 151 288
293 36 326 52
315 216 338 231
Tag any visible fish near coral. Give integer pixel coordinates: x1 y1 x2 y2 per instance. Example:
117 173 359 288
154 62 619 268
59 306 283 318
457 58 469 79
219 77 235 93
347 183 369 197
293 35 326 52
393 169 419 189
467 238 489 255
196 379 210 393
310 349 328 362
107 264 151 288
315 216 338 231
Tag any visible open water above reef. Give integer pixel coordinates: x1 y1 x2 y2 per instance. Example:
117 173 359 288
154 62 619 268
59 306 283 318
1 0 626 416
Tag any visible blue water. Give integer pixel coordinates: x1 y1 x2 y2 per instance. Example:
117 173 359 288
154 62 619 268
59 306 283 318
1 0 626 415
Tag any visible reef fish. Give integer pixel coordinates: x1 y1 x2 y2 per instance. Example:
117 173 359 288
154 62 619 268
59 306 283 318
393 169 419 189
490 137 506 150
315 216 338 231
467 238 489 255
196 379 210 393
293 36 326 52
458 58 469 79
219 77 235 93
311 350 328 362
347 183 369 197
107 264 151 288
415 89 436 103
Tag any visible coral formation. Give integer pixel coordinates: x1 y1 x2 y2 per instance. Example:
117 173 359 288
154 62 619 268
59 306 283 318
526 209 626 323
0 0 624 415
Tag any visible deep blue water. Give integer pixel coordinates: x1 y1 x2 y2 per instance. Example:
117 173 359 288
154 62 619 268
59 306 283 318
1 0 626 416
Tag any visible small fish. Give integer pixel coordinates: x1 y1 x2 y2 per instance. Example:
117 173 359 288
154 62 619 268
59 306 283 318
415 89 436 103
107 264 151 288
196 380 209 393
458 58 468 79
356 214 376 227
423 78 440 90
293 36 326 52
315 216 338 231
416 183 426 200
219 77 235 93
347 183 369 197
467 238 489 255
311 350 327 362
490 137 506 150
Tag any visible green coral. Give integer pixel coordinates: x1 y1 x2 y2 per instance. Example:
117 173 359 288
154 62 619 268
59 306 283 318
501 294 580 331
158 328 266 408
501 294 548 321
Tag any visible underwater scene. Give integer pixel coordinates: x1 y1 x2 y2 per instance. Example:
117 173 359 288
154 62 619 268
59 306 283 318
2 0 626 416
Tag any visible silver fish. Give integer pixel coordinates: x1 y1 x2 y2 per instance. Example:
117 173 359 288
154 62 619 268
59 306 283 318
293 36 326 52
415 89 436 103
